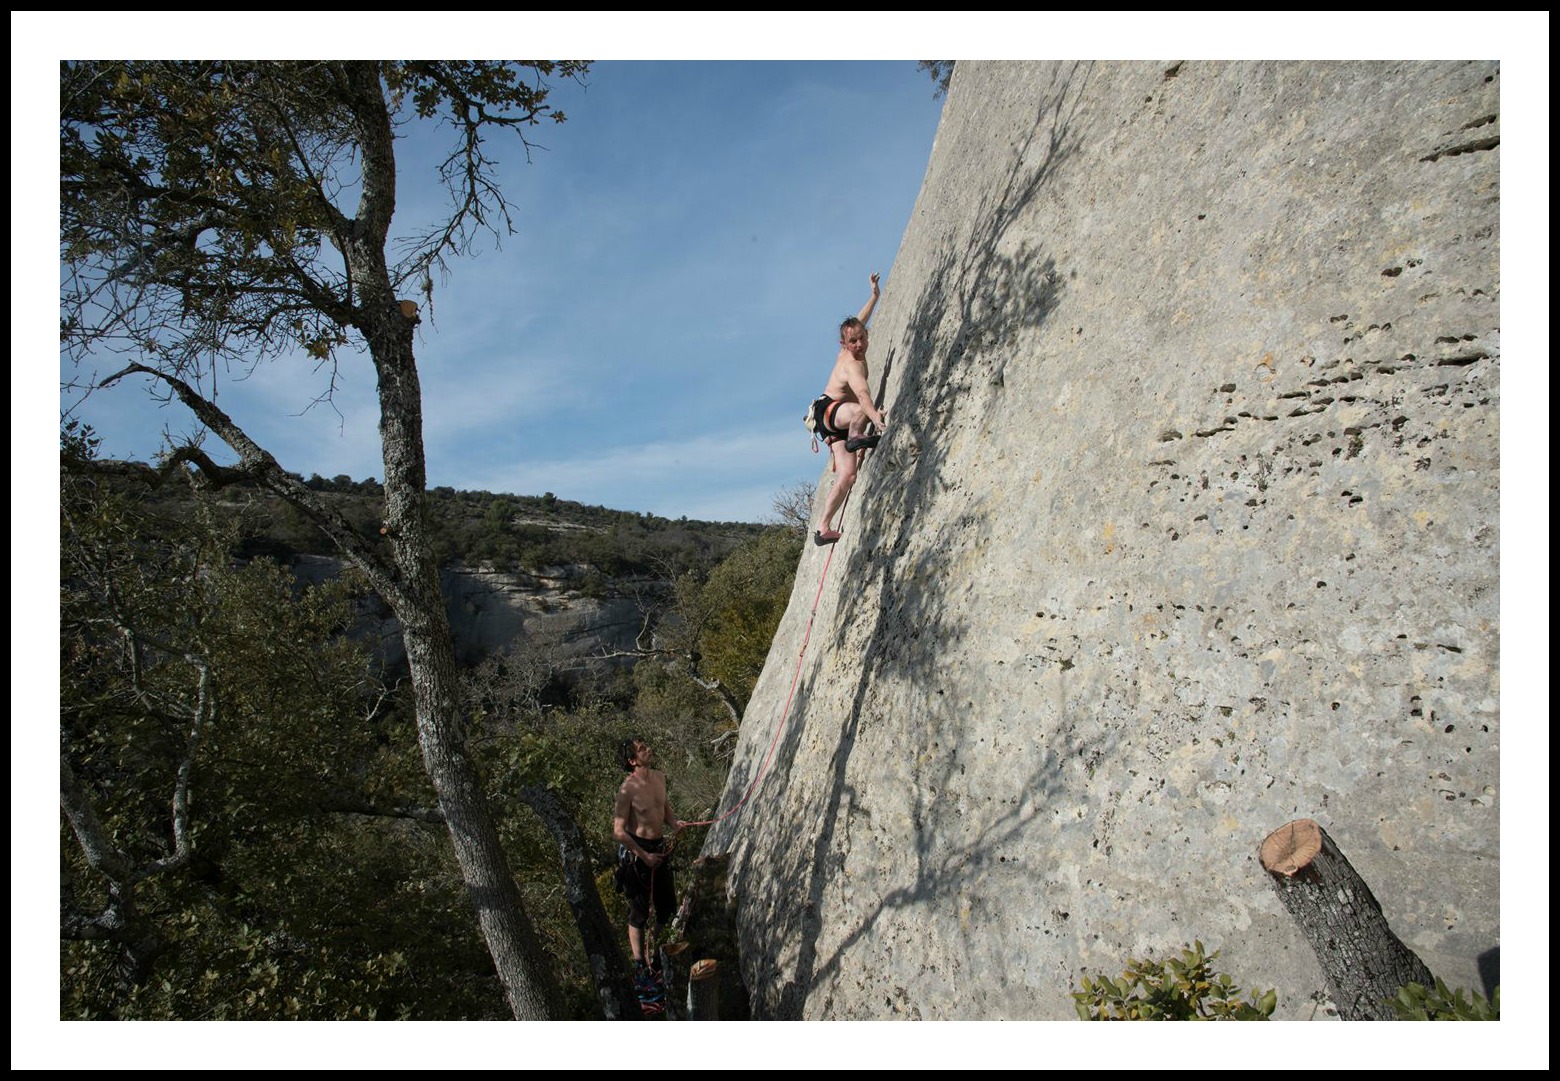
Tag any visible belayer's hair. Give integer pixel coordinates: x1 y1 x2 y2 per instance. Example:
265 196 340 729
620 737 645 773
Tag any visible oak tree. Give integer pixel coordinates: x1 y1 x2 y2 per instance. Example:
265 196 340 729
61 60 590 1019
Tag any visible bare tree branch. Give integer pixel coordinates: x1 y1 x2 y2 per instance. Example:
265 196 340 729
60 755 134 884
596 643 744 730
95 362 410 612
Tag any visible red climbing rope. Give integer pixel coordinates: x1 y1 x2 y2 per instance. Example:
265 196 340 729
679 498 848 829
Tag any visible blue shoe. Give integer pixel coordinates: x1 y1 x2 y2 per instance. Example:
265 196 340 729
634 964 663 1003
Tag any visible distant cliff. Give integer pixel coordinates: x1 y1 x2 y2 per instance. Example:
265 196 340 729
709 61 1499 1019
291 556 656 671
240 482 765 673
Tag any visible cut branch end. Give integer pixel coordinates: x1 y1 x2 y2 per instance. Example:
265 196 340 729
1259 817 1323 877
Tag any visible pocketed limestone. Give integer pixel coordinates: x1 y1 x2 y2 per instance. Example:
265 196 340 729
708 61 1500 1020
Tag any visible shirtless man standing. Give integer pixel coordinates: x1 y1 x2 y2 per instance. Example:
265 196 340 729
612 737 680 991
811 273 889 546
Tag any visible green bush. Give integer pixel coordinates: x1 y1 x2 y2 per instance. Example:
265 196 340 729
1389 979 1498 1020
1073 941 1276 1020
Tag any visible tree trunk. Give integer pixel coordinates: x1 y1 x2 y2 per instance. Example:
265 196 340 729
364 281 561 1021
1259 819 1436 1020
519 785 642 1020
343 61 561 1020
673 853 750 1021
688 960 721 1020
659 942 690 1021
400 623 562 1019
62 60 595 1021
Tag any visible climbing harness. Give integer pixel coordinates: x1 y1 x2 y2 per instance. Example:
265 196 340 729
806 394 850 453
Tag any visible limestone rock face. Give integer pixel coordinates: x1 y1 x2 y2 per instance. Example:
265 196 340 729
708 61 1499 1020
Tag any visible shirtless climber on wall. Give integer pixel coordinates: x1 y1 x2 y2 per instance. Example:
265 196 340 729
809 273 888 546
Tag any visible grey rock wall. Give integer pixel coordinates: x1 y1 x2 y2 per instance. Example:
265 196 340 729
708 61 1499 1019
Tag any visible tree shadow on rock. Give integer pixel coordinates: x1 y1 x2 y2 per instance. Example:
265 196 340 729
758 63 1099 1017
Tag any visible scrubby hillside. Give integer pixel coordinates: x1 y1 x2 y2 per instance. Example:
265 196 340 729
132 472 771 670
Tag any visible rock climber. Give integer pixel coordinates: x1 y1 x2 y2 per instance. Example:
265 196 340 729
809 272 888 546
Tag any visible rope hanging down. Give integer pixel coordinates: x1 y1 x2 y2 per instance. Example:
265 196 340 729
639 520 846 998
679 491 850 829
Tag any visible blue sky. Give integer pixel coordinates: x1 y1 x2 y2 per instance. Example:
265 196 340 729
18 12 1551 1072
56 60 944 523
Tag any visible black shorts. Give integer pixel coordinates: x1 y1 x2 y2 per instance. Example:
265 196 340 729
617 836 676 930
811 394 848 442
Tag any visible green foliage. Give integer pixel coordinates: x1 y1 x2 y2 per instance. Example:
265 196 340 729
918 61 956 99
60 418 102 461
1073 942 1277 1021
61 61 589 370
60 470 793 1015
60 439 792 1019
60 448 808 1020
63 813 505 1020
61 470 507 1019
692 528 803 706
1389 979 1499 1020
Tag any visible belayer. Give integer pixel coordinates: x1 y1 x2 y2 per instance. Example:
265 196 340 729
612 737 682 1011
806 272 888 546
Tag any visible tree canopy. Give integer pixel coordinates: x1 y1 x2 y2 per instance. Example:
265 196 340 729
61 61 587 380
60 450 500 1018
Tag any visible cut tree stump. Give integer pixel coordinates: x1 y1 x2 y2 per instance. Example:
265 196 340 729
674 853 751 1020
688 959 720 1021
1259 818 1436 1020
